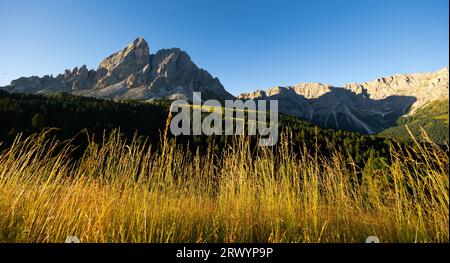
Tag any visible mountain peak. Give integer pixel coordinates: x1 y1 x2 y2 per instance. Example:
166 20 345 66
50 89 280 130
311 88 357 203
98 38 150 72
126 37 150 57
1 37 234 101
130 37 147 46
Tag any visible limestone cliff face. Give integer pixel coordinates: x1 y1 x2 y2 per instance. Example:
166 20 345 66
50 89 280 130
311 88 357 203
2 38 234 101
95 37 150 90
240 83 333 100
239 68 449 134
345 67 449 112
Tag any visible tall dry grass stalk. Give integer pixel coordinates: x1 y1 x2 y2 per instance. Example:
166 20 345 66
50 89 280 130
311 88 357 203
0 129 448 243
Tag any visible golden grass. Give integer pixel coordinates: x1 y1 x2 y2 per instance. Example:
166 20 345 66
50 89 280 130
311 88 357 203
0 130 448 243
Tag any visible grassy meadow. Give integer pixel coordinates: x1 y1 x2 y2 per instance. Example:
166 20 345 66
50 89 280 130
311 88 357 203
0 127 448 243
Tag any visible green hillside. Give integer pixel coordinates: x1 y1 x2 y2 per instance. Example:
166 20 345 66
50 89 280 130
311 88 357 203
380 99 449 145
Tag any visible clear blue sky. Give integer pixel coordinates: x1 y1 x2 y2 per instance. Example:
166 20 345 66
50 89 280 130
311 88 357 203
0 0 448 95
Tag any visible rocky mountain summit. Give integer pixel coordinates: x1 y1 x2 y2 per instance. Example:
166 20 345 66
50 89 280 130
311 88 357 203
2 38 234 101
239 68 449 134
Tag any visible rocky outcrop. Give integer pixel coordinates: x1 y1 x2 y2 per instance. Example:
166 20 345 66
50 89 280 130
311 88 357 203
345 67 449 113
1 37 234 101
95 37 150 90
239 68 449 134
